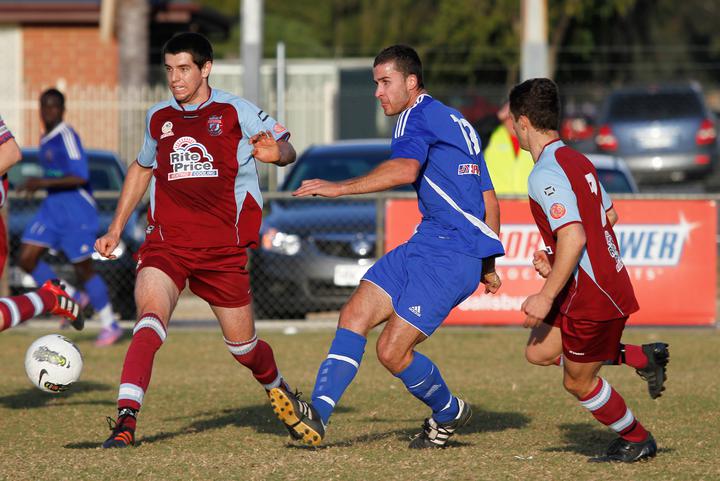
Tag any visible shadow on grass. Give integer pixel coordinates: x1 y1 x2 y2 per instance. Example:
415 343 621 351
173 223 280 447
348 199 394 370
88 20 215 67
544 422 675 460
0 380 113 409
300 406 530 450
543 423 616 456
65 404 354 449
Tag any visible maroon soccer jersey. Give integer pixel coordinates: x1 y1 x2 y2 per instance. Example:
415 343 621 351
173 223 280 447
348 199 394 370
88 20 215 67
137 89 289 248
527 139 639 321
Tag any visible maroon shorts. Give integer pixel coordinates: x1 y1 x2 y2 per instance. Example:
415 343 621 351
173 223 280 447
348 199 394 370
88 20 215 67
560 314 628 363
137 242 251 308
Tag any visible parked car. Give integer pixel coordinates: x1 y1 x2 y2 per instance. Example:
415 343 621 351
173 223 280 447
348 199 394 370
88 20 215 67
6 148 145 319
585 153 639 194
594 83 719 184
250 140 638 319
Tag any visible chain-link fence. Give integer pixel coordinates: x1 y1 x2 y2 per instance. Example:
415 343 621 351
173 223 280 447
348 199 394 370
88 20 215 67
5 190 410 322
6 191 142 321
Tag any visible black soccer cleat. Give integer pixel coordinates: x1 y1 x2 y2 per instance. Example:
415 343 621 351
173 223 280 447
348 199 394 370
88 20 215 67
606 433 657 462
102 413 136 448
408 398 472 449
635 343 670 399
269 386 325 446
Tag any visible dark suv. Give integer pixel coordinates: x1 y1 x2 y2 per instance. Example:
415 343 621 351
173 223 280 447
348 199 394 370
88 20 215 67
7 148 145 319
594 83 719 184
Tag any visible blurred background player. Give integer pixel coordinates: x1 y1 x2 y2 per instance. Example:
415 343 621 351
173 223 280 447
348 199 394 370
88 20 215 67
16 89 121 346
95 32 297 448
0 116 82 330
511 78 668 462
270 45 504 449
483 102 535 195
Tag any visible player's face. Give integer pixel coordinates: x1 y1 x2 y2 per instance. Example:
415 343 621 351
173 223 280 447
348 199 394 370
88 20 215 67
40 99 63 130
373 61 414 116
164 52 212 105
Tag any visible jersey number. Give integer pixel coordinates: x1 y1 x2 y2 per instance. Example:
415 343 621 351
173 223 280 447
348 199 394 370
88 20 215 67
585 173 598 194
585 172 608 227
450 114 481 155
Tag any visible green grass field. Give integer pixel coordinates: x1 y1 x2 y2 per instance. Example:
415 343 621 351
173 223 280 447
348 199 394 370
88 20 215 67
0 326 718 481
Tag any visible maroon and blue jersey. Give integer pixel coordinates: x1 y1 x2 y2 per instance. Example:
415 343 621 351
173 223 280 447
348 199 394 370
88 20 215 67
390 94 504 259
137 89 289 249
528 139 639 321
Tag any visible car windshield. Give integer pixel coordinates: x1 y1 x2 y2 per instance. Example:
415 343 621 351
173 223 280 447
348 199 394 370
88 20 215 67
597 168 633 193
282 148 413 192
9 151 125 191
607 92 704 121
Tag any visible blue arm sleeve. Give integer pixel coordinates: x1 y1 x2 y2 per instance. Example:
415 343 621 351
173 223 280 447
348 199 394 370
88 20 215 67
390 110 433 165
479 153 494 191
59 130 89 180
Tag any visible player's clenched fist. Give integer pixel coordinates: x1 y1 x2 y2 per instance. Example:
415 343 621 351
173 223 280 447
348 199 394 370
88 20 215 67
521 292 553 328
532 249 552 278
481 271 502 294
95 233 120 260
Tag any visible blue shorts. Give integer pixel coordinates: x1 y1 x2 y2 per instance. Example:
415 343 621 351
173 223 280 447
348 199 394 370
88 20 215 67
22 194 99 263
362 241 483 336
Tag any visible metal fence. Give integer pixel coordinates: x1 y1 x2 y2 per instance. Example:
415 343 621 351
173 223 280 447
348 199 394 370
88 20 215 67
2 62 342 178
4 190 410 321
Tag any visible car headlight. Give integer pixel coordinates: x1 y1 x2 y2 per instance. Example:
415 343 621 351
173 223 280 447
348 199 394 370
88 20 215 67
91 240 126 261
261 228 301 255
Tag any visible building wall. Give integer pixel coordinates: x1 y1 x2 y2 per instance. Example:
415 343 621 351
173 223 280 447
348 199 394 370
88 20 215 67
23 26 118 90
0 26 23 141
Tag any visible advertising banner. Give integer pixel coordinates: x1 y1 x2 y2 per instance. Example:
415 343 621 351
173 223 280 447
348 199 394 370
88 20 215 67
385 199 716 326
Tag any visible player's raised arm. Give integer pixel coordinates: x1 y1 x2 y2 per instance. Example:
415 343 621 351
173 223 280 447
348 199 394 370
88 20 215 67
95 161 153 259
293 157 420 198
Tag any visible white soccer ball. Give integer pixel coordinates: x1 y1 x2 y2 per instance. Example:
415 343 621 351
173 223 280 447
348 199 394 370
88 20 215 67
24 334 83 393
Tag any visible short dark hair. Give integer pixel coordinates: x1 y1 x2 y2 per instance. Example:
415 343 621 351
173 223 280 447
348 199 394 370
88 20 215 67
162 32 213 70
40 88 65 109
508 78 560 131
374 45 424 89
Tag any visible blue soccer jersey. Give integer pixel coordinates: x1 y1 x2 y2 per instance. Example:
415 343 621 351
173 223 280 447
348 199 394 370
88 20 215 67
390 94 504 259
22 122 98 261
363 95 504 334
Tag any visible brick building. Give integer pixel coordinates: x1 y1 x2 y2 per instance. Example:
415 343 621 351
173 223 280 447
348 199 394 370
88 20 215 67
0 0 228 147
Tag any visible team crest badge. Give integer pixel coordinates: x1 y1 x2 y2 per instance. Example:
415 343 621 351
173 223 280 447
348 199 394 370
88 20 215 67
207 115 223 136
550 203 566 219
160 121 174 139
273 123 286 134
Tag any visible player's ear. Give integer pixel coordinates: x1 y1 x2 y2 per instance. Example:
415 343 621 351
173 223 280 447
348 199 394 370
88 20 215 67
406 74 418 91
201 61 212 79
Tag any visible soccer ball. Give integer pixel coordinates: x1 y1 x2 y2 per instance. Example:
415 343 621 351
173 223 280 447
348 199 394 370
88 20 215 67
24 334 83 393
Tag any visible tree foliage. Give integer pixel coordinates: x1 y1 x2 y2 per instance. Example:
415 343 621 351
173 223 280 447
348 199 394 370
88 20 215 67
199 0 720 87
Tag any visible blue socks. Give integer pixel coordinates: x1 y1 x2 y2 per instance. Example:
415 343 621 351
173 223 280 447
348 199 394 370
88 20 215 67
31 261 56 285
311 328 366 424
396 351 459 423
84 274 111 310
